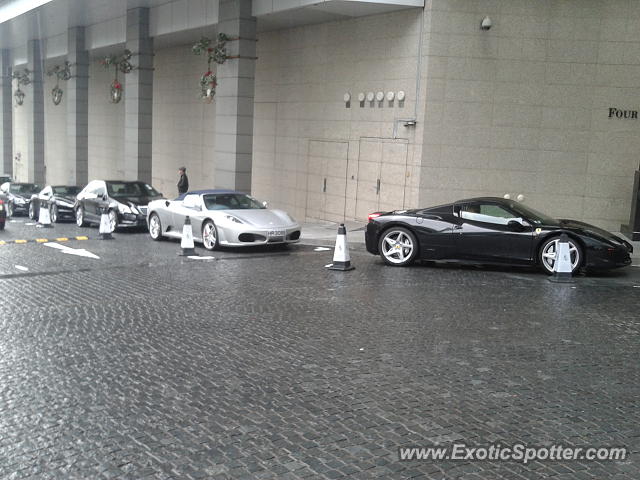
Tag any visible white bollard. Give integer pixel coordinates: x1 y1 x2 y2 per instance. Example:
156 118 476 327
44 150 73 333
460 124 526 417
326 223 355 271
37 201 52 228
549 233 574 283
98 207 114 240
179 216 197 256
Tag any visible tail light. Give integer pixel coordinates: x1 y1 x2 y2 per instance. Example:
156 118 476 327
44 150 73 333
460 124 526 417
368 212 382 222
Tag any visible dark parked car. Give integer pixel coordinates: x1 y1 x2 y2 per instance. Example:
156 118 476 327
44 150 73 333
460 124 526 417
29 185 82 222
0 182 41 217
75 180 163 230
0 194 6 230
365 197 633 274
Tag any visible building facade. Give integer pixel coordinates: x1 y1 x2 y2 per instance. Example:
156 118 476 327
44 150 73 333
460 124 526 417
1 0 639 231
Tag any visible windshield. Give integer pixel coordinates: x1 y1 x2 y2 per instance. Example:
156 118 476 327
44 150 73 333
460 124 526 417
106 182 160 198
53 186 81 196
10 183 40 195
509 202 557 225
203 193 265 210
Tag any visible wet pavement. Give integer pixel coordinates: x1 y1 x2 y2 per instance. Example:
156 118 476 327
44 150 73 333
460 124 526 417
0 217 639 479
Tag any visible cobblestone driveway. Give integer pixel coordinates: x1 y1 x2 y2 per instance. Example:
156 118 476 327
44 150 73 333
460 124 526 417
0 219 639 479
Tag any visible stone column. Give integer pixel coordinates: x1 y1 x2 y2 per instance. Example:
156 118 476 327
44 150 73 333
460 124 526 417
27 39 45 183
214 0 256 192
67 27 89 186
124 7 153 183
0 49 12 177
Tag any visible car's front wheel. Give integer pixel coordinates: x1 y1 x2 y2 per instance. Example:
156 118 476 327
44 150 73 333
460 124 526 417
28 202 35 219
539 235 582 275
108 210 118 232
378 227 418 266
148 213 163 241
6 202 12 218
50 204 58 223
202 220 218 251
76 206 86 227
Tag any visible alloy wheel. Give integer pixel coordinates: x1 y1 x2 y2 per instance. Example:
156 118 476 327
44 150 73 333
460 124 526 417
76 207 83 226
202 222 217 250
541 238 580 273
108 210 117 232
381 230 415 265
149 214 161 240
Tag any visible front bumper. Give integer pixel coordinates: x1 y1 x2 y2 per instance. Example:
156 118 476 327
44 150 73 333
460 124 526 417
12 201 29 215
118 212 148 228
586 245 633 269
217 224 301 247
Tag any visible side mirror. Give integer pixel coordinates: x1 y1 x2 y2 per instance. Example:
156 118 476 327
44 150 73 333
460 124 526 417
165 200 170 207
507 220 525 231
262 201 268 208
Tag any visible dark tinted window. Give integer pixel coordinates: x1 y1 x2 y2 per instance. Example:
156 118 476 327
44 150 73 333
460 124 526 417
107 182 160 197
9 183 40 195
53 186 81 195
203 194 265 210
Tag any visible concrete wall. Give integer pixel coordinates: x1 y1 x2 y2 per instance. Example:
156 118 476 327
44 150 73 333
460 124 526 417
87 62 125 181
420 0 640 231
152 45 216 198
252 9 426 222
43 61 68 185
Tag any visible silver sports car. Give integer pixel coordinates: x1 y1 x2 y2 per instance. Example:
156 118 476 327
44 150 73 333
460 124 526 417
146 189 301 250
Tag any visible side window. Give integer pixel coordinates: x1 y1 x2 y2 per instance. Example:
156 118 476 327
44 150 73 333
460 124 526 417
460 203 521 225
94 183 107 197
42 187 52 196
183 194 201 209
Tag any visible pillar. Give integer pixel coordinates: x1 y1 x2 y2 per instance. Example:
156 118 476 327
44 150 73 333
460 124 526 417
214 0 256 192
0 49 11 177
67 27 89 186
27 39 45 183
124 7 153 183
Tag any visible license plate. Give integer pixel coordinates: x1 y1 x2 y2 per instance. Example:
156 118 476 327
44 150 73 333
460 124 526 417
269 230 284 237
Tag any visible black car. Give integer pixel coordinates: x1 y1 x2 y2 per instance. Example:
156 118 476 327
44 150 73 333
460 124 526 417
0 194 6 230
365 197 633 274
0 182 41 217
75 180 163 230
29 185 82 222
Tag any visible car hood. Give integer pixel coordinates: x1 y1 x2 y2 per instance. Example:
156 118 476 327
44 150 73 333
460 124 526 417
114 196 157 207
546 218 629 247
56 195 77 204
223 209 296 228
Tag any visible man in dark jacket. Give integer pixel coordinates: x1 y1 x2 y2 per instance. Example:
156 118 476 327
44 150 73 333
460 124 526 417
177 167 189 195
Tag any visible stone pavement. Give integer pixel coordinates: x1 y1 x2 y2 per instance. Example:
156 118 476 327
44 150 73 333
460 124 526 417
0 217 639 479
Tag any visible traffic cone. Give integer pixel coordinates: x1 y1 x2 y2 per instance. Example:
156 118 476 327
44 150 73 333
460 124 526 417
549 233 573 283
326 223 355 271
178 216 197 256
98 206 114 240
37 201 52 228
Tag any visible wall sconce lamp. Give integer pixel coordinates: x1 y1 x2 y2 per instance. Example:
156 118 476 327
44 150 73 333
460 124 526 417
12 68 31 106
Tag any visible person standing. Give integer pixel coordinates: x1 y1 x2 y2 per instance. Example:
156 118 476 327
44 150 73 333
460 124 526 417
177 167 189 195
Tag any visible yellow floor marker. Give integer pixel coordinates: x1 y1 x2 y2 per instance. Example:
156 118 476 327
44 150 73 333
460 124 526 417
14 239 27 244
75 236 89 240
35 238 48 243
55 237 69 242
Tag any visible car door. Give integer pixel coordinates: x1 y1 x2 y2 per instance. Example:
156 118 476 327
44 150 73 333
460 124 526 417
171 194 204 237
412 208 456 260
82 181 105 222
453 201 534 264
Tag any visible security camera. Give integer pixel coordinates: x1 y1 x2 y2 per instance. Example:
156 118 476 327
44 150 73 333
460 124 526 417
480 16 492 31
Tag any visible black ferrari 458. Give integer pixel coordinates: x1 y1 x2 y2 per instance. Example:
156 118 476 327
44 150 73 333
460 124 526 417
365 197 633 274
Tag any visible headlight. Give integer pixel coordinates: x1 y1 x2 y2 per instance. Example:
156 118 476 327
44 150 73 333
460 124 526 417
57 200 74 208
117 203 132 214
224 214 243 224
14 197 25 205
285 213 297 223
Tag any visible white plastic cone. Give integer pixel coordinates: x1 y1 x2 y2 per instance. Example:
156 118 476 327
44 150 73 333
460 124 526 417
99 207 114 240
37 202 52 228
549 233 573 283
179 216 197 256
326 223 354 271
